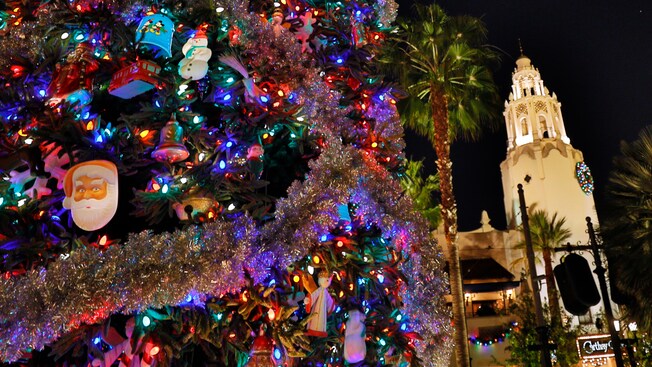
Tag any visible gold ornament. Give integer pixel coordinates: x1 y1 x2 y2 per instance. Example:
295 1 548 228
152 114 189 163
173 187 216 221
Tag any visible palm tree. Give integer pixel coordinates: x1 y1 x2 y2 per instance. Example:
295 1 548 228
399 159 441 230
602 125 652 332
514 209 571 329
391 5 500 367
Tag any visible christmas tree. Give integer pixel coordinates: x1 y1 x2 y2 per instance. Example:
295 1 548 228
0 0 451 366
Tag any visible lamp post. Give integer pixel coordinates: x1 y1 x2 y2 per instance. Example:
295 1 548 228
554 219 626 367
620 322 638 367
517 184 554 367
586 218 625 367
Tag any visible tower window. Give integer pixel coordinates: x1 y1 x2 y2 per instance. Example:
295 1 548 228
520 118 528 135
539 115 549 138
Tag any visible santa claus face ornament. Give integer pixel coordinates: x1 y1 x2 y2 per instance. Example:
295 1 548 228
62 160 119 231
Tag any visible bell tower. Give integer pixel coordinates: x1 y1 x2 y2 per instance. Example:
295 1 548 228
500 51 598 239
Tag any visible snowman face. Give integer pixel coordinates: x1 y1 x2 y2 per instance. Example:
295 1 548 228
182 37 208 55
188 38 208 47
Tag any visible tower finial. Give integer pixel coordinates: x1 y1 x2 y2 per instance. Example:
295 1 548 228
518 38 524 56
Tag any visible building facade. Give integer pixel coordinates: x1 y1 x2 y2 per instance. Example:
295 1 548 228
437 53 619 367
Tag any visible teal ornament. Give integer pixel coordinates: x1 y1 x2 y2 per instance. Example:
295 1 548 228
136 14 174 57
337 203 351 222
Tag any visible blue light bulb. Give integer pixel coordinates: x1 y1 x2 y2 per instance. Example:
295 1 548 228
219 160 226 170
223 93 231 101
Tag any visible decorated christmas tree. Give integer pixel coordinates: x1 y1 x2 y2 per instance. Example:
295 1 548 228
0 0 451 366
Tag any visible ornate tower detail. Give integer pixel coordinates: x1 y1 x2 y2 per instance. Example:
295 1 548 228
500 52 597 239
504 54 570 149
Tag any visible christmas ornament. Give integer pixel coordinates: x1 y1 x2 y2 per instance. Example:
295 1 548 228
247 143 264 179
173 188 216 221
245 328 275 367
62 160 118 231
305 269 335 337
47 42 99 107
109 60 162 99
343 309 366 363
227 25 242 46
7 144 69 198
270 8 289 37
337 203 351 222
136 14 174 58
296 11 316 52
351 18 367 48
152 115 190 163
178 29 212 80
219 54 264 105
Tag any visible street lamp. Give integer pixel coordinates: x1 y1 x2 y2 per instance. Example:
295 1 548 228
621 322 638 367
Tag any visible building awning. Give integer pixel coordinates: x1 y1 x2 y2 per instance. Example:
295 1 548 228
446 258 520 293
463 280 521 293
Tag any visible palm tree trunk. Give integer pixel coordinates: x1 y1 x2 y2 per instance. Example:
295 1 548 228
542 249 561 326
431 87 469 367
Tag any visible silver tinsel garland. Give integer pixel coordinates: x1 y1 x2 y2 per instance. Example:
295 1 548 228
0 0 451 365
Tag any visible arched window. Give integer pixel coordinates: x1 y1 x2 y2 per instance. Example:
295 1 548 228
539 115 549 138
520 118 529 135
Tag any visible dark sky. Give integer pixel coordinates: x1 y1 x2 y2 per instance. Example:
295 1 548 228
399 0 652 231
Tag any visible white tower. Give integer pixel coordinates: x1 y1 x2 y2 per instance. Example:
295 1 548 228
500 52 598 240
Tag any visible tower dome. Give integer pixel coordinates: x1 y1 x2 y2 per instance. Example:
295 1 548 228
515 54 532 71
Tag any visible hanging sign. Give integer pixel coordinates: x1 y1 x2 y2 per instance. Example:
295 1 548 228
576 334 614 359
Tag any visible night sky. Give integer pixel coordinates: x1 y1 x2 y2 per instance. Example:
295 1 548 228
398 0 652 231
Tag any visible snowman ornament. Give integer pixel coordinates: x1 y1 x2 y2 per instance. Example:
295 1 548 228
178 29 212 80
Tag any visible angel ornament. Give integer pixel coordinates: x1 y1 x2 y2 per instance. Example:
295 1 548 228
303 269 335 337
